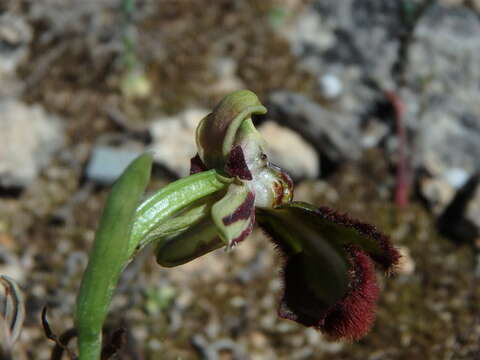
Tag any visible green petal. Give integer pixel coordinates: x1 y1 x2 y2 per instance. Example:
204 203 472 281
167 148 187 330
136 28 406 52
196 90 267 169
211 183 256 248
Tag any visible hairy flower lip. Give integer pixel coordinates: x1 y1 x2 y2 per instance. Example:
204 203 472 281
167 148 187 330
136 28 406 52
257 202 400 341
314 207 400 273
169 91 400 342
276 244 382 341
318 246 380 341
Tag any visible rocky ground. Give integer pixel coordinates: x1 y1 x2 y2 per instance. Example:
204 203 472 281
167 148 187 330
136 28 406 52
1 0 480 359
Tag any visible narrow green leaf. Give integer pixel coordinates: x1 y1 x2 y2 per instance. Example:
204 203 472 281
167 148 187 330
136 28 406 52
76 153 152 360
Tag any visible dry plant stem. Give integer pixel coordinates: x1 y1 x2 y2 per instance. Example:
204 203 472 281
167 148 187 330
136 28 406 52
386 91 409 208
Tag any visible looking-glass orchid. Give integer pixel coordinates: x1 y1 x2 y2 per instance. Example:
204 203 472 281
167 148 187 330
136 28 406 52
75 90 400 360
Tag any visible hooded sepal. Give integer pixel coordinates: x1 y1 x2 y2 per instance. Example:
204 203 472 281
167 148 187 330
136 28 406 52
211 183 256 249
195 89 267 170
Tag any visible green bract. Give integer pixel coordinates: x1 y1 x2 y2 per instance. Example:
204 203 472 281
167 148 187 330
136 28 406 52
75 90 400 360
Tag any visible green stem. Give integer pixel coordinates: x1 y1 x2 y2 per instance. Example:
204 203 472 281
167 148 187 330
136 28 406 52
76 160 229 359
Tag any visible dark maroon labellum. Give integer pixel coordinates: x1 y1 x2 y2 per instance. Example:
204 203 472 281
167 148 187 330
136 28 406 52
277 246 380 341
319 246 379 341
316 207 400 272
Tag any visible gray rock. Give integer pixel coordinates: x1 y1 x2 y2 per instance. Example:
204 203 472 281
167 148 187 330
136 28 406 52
268 91 363 164
0 99 64 187
466 184 480 239
0 14 32 96
286 0 401 88
259 121 319 179
286 1 480 214
149 108 208 177
409 6 480 209
317 73 343 101
0 14 31 75
85 145 143 185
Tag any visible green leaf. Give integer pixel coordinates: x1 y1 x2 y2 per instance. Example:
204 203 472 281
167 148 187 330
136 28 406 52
211 183 256 248
76 153 153 360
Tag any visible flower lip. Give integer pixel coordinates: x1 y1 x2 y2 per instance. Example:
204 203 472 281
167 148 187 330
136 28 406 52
318 246 380 341
257 201 400 341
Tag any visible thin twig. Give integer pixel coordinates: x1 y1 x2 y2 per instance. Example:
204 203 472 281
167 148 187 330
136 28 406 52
385 91 410 208
41 307 77 360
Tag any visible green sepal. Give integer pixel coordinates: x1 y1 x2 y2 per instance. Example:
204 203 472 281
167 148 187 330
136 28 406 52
129 170 231 258
147 194 225 267
211 183 256 248
196 89 267 169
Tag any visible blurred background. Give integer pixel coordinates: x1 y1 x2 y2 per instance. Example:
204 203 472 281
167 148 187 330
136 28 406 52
1 0 480 358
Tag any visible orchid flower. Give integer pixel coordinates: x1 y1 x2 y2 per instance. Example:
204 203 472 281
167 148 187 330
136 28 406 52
75 90 400 360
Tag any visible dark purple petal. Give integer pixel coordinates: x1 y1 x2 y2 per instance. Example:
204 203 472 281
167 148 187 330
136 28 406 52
224 145 253 180
190 154 208 175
